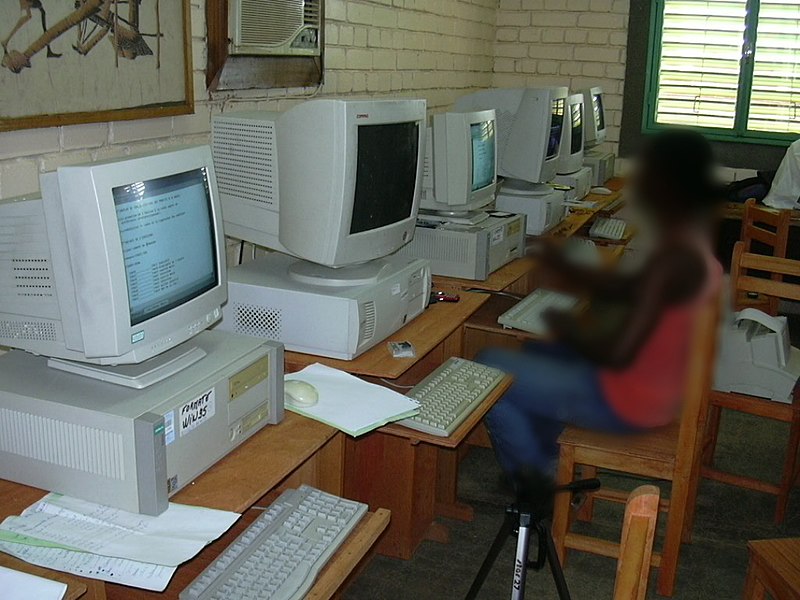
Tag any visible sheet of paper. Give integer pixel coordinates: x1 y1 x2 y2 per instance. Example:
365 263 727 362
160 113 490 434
0 542 174 592
286 363 420 436
0 494 240 567
0 565 67 600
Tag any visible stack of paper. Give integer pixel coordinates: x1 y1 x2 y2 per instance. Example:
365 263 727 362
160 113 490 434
0 494 239 591
286 363 419 436
0 566 67 600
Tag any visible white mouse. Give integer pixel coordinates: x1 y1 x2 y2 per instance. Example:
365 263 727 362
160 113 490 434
284 380 319 408
591 186 613 195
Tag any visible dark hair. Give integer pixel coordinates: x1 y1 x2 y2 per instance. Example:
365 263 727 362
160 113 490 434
640 129 723 213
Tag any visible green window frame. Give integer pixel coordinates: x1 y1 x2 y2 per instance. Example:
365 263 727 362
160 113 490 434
644 0 800 146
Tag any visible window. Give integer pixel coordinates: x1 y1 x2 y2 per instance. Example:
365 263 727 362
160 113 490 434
645 0 800 144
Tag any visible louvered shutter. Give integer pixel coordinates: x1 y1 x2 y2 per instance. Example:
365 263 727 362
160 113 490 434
653 0 748 129
748 1 800 133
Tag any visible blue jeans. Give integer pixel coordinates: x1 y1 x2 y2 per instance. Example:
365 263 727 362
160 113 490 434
477 343 636 478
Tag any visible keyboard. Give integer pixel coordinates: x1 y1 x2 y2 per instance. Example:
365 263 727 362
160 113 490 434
497 288 579 335
397 357 506 437
180 486 366 600
589 217 627 240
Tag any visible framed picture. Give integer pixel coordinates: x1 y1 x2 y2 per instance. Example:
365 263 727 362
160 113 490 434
0 1 194 132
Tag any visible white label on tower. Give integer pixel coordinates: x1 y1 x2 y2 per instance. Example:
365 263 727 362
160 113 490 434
179 389 216 436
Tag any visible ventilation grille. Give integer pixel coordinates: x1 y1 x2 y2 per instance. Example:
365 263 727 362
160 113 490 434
12 258 54 298
237 0 320 49
495 108 515 157
234 303 282 340
0 407 125 479
359 301 376 343
403 232 471 265
0 319 57 342
212 120 277 207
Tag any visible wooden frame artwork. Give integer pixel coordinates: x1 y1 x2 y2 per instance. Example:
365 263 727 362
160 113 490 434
0 1 194 132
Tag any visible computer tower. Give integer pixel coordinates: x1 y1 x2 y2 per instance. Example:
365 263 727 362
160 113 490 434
495 185 567 236
397 213 526 280
220 253 431 360
583 150 616 186
554 166 593 201
0 331 284 515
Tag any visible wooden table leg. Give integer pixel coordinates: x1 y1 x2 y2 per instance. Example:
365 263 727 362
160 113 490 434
742 559 767 600
434 447 474 522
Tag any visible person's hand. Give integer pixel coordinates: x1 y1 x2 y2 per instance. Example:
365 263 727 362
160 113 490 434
527 237 564 267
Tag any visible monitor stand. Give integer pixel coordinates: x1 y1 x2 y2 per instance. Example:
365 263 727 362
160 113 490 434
47 344 207 389
287 259 390 287
499 179 554 196
417 210 490 226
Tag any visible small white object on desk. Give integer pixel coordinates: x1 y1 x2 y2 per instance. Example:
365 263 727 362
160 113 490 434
285 364 420 436
0 565 67 600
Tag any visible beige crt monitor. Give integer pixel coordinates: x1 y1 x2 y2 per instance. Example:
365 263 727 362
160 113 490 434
212 98 427 270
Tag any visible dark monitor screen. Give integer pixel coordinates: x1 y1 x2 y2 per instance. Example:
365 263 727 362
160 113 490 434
593 93 605 131
114 168 218 326
350 122 419 234
471 120 496 192
570 101 583 154
547 98 565 159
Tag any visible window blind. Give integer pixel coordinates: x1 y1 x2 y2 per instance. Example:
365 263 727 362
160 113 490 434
654 0 748 129
748 0 800 133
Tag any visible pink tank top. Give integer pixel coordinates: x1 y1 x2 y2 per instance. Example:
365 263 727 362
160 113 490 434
599 238 722 428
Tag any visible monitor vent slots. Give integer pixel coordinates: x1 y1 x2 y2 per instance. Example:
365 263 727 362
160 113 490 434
212 121 277 207
0 320 57 342
233 302 283 340
12 258 54 297
359 301 376 343
0 407 125 479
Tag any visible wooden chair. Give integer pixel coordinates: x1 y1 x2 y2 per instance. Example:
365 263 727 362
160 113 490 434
733 198 791 316
742 537 800 600
613 485 660 600
703 241 800 524
551 292 720 597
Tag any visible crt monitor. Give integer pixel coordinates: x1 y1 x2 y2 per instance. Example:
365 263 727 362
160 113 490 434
212 99 427 270
557 93 585 174
419 109 498 218
0 145 227 387
454 87 569 188
581 86 607 147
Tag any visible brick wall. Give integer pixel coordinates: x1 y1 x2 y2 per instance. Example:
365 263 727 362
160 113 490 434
0 0 496 203
493 0 630 153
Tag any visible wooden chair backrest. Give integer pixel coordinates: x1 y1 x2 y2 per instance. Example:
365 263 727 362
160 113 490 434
737 199 792 315
741 198 791 256
613 485 661 600
674 288 722 464
731 241 800 303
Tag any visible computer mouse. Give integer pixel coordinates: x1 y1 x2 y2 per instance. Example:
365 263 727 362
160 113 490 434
284 380 319 408
591 186 613 195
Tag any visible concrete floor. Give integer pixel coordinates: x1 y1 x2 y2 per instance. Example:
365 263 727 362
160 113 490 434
345 409 800 599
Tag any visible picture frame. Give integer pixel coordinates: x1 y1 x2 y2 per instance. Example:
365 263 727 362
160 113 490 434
0 0 194 132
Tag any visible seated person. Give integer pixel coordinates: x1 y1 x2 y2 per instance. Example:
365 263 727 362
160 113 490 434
478 129 724 483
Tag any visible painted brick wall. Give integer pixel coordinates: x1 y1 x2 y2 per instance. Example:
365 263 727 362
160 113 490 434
0 0 497 204
493 0 630 152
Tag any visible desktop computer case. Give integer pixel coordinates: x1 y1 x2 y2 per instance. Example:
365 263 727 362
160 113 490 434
583 150 616 186
495 189 567 236
397 213 526 280
554 166 593 201
0 331 284 515
220 253 431 360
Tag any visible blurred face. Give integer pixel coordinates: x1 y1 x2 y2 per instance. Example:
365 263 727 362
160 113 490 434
629 158 671 221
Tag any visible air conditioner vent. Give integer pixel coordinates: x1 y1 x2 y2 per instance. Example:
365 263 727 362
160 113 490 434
232 0 321 57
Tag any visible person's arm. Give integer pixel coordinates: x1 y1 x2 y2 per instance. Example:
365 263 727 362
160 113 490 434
545 244 707 369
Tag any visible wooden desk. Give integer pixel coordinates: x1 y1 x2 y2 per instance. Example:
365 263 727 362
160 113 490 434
284 291 489 382
343 376 513 559
0 413 388 600
432 256 536 295
546 188 624 239
743 538 800 599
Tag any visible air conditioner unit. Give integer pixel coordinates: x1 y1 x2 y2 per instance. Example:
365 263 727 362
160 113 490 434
230 0 322 57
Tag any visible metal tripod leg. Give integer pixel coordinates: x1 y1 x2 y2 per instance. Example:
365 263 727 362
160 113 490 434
511 512 532 600
465 507 516 600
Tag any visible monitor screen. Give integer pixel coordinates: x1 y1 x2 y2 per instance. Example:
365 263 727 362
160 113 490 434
593 93 605 131
114 168 218 326
547 98 565 159
350 122 420 234
470 120 496 192
570 101 583 154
